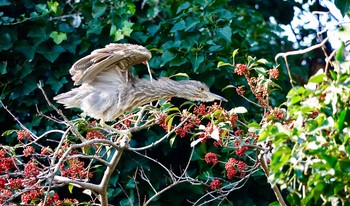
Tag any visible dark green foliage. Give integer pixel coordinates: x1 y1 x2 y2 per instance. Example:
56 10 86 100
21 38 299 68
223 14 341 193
0 0 306 204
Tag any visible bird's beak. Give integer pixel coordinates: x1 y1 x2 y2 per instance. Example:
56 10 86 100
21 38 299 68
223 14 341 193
207 92 228 102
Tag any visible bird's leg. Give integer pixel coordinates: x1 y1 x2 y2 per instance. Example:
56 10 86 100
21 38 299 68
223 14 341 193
99 120 131 143
144 61 155 107
146 61 153 82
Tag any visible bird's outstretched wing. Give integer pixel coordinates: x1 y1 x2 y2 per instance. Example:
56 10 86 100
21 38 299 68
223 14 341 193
70 43 152 85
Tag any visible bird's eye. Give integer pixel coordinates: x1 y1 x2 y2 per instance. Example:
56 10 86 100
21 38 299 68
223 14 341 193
199 87 205 92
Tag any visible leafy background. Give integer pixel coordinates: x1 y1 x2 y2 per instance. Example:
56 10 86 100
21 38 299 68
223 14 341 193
0 0 338 204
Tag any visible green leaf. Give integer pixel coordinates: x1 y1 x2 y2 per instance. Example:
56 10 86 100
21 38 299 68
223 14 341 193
217 61 232 67
321 153 338 168
147 24 160 36
169 135 176 147
253 67 266 75
36 44 65 62
176 2 191 14
46 76 68 94
92 2 107 18
35 4 49 15
257 58 268 64
122 21 134 37
170 73 189 78
0 0 11 6
232 48 239 65
268 201 281 206
167 115 174 132
216 26 232 43
309 72 326 83
1 129 16 136
0 61 7 74
335 0 350 16
169 57 187 67
22 77 37 95
87 19 103 36
221 84 234 91
337 109 347 131
189 55 204 72
338 159 350 172
68 184 74 193
126 1 136 15
335 42 345 62
50 31 67 44
47 1 59 13
170 20 186 32
125 178 135 189
185 16 199 31
0 28 17 51
27 25 48 43
14 40 37 61
160 50 176 67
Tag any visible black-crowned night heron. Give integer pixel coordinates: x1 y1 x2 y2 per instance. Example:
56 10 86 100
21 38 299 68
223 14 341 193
54 43 227 124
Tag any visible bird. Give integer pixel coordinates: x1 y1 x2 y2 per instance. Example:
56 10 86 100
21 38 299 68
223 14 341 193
54 43 227 124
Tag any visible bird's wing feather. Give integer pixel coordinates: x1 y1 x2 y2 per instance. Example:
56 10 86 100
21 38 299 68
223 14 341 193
69 43 152 85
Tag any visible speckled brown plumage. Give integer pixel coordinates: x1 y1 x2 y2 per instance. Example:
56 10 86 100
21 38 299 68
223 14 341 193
54 43 226 122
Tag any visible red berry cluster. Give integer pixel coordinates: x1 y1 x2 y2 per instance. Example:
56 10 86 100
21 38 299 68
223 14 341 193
224 158 247 179
235 63 273 108
264 107 285 122
0 149 14 174
267 68 279 79
210 179 222 190
234 64 249 76
0 189 12 203
193 103 208 115
86 130 104 140
205 152 218 165
175 113 201 138
17 130 31 141
23 146 35 157
115 115 133 130
60 158 92 179
21 188 41 204
24 160 40 178
158 113 171 131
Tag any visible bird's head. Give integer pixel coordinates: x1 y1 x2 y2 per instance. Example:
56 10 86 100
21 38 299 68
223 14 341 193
177 80 227 102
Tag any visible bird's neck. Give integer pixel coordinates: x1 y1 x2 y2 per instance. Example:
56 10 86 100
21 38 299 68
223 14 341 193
134 78 187 100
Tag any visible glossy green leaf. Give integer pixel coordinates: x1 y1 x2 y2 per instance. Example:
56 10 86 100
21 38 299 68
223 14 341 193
170 20 186 32
309 72 326 83
0 0 11 6
68 184 74 194
92 2 107 18
0 28 17 51
36 44 65 62
189 55 204 72
232 49 239 66
0 61 7 74
216 26 232 43
217 61 232 67
335 0 350 16
47 1 59 13
50 31 67 44
35 4 49 15
160 50 176 67
338 159 350 172
176 2 190 14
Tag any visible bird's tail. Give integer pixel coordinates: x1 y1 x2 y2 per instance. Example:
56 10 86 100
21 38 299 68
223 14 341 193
53 89 81 109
